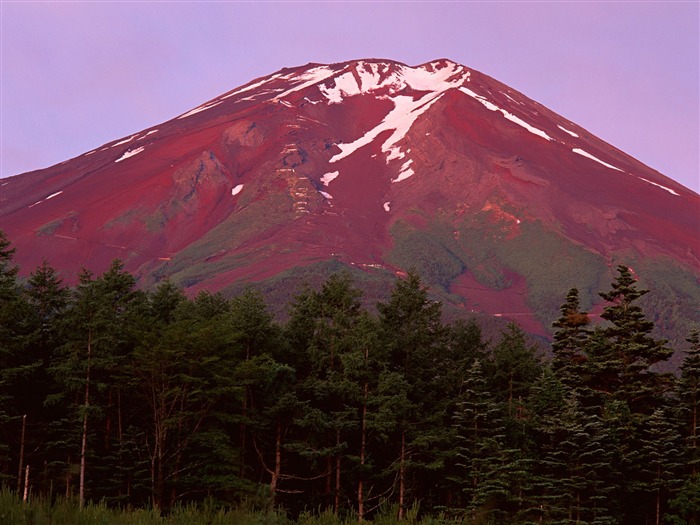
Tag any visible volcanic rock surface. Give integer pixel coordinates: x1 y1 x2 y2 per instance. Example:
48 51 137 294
2 58 698 349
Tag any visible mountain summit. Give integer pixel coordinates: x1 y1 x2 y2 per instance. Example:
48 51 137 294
2 58 698 347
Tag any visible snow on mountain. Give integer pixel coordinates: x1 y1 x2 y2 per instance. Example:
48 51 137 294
1 57 697 353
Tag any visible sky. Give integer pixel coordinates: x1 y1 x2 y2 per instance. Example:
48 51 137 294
1 1 699 193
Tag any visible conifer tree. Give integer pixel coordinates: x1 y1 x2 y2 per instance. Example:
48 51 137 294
12 261 69 496
0 231 28 486
48 260 141 506
451 358 510 517
595 265 675 522
285 272 364 512
598 265 674 412
376 271 446 518
551 287 590 391
636 406 684 525
130 285 241 509
677 329 700 476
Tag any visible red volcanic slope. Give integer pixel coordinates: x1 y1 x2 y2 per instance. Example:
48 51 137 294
1 58 698 332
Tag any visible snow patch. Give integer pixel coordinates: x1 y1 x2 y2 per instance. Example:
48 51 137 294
231 184 244 196
330 92 445 164
639 177 680 196
115 146 146 163
557 125 579 138
572 148 623 172
392 167 414 183
177 100 223 119
139 129 158 140
460 87 553 141
273 66 337 100
113 134 138 147
383 202 391 211
319 191 333 200
222 73 283 99
319 60 468 106
321 171 339 186
28 190 63 208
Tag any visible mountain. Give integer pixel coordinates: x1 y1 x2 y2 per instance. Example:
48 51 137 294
1 58 698 354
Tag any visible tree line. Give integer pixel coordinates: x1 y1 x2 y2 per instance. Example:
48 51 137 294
0 230 698 524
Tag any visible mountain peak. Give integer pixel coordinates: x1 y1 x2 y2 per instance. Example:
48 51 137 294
1 58 697 352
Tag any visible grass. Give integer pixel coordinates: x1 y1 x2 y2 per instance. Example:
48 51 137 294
0 490 468 524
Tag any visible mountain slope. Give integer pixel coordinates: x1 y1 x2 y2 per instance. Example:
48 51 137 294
2 58 698 351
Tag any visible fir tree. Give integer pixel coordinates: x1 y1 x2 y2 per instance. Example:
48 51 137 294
677 329 700 476
598 265 674 412
551 287 590 392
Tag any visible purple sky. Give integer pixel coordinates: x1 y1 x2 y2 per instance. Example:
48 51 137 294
2 2 698 192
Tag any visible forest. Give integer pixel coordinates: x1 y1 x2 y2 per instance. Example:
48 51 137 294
0 230 698 525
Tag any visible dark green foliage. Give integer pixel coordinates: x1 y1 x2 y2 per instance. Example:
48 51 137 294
0 230 695 524
551 287 590 392
677 329 700 477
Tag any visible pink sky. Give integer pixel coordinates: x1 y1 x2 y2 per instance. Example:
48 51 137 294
1 1 698 192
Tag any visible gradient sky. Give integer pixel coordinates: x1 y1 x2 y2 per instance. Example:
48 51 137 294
2 1 698 192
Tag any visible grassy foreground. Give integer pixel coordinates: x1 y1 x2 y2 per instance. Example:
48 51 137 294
0 489 460 525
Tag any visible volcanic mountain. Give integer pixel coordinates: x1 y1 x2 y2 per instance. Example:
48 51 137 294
1 58 698 351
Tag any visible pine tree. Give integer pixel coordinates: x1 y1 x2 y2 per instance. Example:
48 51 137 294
677 329 700 476
595 265 675 523
129 284 241 510
376 271 446 518
12 261 69 497
598 265 674 412
285 272 364 513
48 260 141 506
635 406 684 525
0 231 30 487
551 287 590 392
450 358 508 516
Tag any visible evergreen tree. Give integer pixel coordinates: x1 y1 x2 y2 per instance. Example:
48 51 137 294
489 323 542 422
666 474 700 525
47 260 141 506
284 272 365 513
0 231 30 487
450 358 512 519
598 265 674 412
376 271 448 518
12 261 69 496
635 406 684 525
595 265 675 523
130 284 241 510
551 287 590 392
226 288 281 483
677 329 700 476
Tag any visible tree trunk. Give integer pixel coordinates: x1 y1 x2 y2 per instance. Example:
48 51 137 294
693 391 697 475
335 429 341 514
240 388 248 477
269 421 282 509
79 331 92 508
358 382 368 522
398 429 406 520
23 464 29 501
656 472 661 525
17 414 26 494
65 455 71 499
